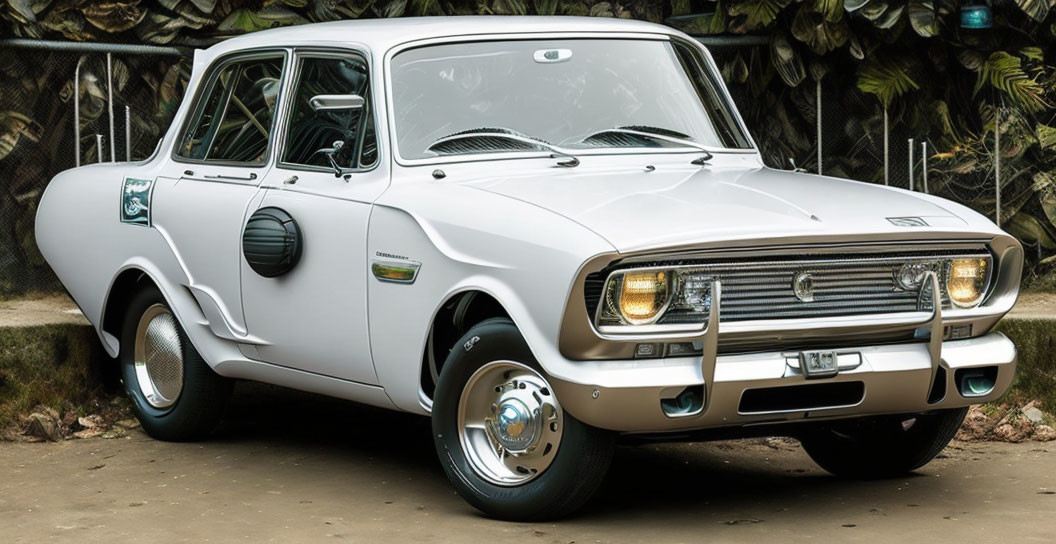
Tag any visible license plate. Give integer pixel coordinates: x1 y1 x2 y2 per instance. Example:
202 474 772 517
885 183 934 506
799 350 839 378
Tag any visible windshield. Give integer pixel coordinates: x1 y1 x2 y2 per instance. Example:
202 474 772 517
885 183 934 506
390 38 752 161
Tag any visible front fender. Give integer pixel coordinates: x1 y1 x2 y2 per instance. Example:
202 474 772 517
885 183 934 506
367 182 614 413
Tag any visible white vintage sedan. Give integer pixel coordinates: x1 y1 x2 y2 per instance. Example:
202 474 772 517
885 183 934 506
36 16 1021 520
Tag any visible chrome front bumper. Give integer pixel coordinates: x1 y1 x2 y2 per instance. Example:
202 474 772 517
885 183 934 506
550 331 1016 432
549 275 1018 433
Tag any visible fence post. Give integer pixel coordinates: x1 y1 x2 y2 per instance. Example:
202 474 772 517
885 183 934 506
73 57 84 167
95 134 103 163
816 79 822 175
125 105 131 162
921 141 928 194
908 138 914 191
106 52 115 162
883 106 889 185
995 106 1001 225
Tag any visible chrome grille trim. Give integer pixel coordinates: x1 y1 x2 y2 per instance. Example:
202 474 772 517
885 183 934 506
585 250 992 324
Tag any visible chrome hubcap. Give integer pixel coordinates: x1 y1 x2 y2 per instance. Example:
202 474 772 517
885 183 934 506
458 361 562 486
133 304 184 409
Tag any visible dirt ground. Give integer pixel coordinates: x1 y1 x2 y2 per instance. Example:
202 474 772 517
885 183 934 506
0 385 1053 543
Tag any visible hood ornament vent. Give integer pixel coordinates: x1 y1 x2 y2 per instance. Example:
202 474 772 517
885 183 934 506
888 217 929 227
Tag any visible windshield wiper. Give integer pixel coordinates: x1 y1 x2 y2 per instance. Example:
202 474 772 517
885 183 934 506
427 128 579 167
581 126 713 165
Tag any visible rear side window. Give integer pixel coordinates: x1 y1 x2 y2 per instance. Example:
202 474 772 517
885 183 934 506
282 54 378 170
177 54 285 163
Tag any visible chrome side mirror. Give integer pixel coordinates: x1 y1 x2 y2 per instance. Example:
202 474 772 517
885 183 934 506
309 94 365 112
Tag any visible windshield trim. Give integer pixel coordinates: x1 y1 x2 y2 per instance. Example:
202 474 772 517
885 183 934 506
383 32 759 168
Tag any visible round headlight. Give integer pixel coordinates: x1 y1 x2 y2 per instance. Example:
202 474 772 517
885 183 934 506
946 258 989 308
606 270 670 325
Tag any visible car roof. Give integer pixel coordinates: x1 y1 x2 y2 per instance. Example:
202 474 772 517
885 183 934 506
203 15 682 59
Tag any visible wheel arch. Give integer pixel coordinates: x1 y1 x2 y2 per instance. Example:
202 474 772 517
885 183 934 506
419 289 512 404
98 261 205 360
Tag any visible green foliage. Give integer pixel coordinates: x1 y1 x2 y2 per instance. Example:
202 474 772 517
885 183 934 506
857 57 919 107
1013 0 1051 22
2 0 1056 276
729 0 791 30
975 52 1050 113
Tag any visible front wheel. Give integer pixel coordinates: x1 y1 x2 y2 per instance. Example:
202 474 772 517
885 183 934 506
798 408 968 479
431 318 615 521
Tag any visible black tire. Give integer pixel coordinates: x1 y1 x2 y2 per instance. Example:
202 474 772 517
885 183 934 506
798 408 968 479
120 286 232 441
431 318 615 521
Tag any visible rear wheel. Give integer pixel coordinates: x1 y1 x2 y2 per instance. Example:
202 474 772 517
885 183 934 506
798 408 968 478
431 318 615 521
120 286 232 441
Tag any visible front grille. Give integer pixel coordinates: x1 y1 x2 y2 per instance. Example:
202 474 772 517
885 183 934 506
584 248 991 323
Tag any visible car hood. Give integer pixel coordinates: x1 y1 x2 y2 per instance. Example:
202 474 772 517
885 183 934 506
459 164 975 253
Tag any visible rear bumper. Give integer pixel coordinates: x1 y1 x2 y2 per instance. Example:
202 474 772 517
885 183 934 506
548 331 1016 433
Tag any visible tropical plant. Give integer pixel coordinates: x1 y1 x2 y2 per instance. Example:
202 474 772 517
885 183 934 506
2 0 1056 292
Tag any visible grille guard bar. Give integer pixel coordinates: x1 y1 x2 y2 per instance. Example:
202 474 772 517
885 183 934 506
695 272 943 410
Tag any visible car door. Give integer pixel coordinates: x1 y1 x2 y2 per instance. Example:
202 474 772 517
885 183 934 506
239 48 387 385
154 51 288 336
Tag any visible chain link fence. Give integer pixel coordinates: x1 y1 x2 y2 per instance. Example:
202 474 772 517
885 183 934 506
0 41 189 295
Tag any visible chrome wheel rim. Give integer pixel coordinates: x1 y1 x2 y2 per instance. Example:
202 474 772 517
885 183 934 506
133 304 184 409
457 361 563 486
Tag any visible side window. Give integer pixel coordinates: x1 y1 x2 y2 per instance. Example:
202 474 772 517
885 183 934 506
282 54 378 170
178 54 285 163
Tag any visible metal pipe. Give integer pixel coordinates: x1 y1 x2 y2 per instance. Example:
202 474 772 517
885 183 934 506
921 141 928 194
107 52 115 162
908 138 914 191
125 105 131 162
0 38 185 56
883 106 889 185
73 56 84 167
95 134 103 163
995 107 1002 225
816 79 822 175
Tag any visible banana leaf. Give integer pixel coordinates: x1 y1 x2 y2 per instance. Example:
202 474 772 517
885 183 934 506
844 0 870 12
729 0 791 30
217 5 307 34
667 6 727 35
908 0 938 37
80 1 147 33
722 53 750 84
5 0 51 23
771 32 806 87
1013 0 1050 22
791 5 849 55
0 111 42 161
1007 212 1056 249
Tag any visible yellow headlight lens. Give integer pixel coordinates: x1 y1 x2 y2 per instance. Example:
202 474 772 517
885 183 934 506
947 258 989 308
616 271 669 324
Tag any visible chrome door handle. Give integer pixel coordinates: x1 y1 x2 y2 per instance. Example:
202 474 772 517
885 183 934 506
283 175 298 185
203 172 257 181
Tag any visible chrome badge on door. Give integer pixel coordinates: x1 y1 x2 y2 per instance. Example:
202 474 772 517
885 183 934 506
121 177 153 226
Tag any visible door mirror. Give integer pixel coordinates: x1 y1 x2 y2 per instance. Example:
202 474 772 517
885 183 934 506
309 94 365 112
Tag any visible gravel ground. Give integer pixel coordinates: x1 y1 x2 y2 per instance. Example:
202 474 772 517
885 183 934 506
1 384 1054 543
